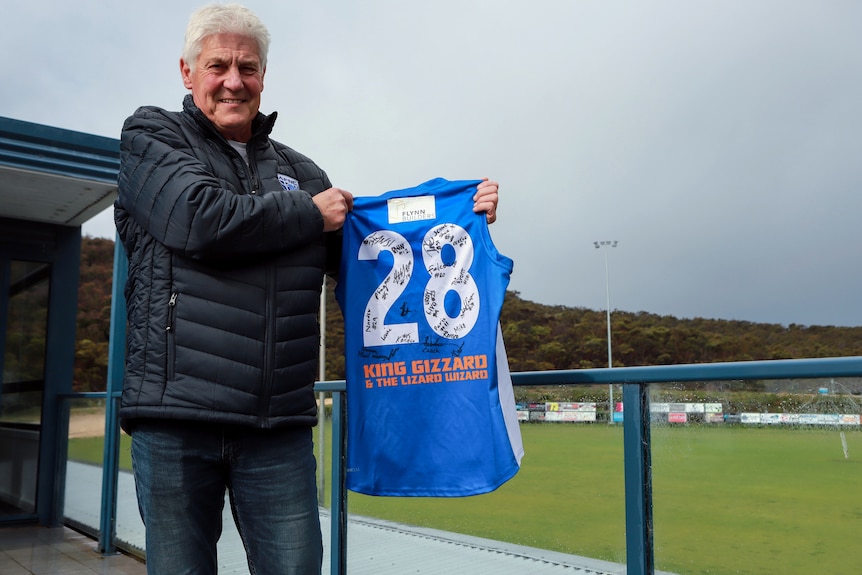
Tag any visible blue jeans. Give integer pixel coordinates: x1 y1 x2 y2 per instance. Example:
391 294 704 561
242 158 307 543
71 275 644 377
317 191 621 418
130 421 322 575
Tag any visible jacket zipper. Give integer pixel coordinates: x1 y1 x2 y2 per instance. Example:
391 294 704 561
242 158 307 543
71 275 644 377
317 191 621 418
196 110 272 417
244 137 272 425
246 144 261 195
166 292 178 380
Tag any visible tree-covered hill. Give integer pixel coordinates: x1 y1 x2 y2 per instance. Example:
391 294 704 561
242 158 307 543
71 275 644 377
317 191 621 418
75 237 862 392
494 291 862 372
75 237 115 392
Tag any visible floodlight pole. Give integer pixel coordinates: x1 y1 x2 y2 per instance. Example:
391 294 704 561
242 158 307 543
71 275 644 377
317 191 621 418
594 240 619 424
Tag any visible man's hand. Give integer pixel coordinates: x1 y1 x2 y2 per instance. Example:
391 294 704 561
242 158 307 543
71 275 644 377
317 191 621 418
313 187 354 231
473 178 499 224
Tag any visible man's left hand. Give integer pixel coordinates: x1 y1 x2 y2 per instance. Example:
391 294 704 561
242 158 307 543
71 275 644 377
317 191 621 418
473 178 499 224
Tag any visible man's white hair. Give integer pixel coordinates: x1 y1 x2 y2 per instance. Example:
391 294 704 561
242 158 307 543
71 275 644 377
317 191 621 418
183 4 271 70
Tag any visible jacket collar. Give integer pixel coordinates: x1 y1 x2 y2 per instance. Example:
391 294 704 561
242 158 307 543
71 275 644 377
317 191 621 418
182 93 277 143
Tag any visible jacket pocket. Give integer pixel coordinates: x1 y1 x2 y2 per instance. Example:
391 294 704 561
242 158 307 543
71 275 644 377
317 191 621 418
166 292 178 380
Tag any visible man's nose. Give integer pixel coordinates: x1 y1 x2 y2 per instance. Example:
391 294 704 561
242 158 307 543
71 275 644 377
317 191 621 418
224 66 243 90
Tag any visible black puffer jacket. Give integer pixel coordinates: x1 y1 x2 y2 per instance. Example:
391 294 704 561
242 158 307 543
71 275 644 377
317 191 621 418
115 95 337 430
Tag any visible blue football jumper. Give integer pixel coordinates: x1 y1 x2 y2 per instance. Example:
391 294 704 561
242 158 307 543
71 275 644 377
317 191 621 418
335 178 523 497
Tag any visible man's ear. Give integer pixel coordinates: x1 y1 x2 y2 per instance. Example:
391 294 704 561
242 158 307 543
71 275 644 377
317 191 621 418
180 58 193 90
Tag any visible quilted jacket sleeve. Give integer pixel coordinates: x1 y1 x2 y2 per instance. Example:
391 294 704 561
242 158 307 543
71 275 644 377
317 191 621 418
116 106 325 263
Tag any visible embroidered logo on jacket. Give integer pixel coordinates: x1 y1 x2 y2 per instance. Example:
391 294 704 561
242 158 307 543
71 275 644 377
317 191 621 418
278 174 300 191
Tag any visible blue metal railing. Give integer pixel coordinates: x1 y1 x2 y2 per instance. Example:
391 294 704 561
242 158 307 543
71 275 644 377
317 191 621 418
60 355 862 573
57 239 128 554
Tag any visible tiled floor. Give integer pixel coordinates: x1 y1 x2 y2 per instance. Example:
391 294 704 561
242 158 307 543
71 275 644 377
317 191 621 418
0 524 147 575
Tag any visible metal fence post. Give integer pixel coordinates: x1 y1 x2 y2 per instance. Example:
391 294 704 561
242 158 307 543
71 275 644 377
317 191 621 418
330 391 348 574
623 382 654 575
99 237 127 555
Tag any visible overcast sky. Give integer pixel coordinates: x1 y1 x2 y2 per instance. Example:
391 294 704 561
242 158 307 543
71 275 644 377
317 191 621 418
3 1 861 327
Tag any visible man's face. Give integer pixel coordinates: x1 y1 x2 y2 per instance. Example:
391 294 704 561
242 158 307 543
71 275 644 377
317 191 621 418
180 32 265 142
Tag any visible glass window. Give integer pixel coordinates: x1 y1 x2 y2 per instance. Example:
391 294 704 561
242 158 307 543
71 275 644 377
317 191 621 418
0 260 50 517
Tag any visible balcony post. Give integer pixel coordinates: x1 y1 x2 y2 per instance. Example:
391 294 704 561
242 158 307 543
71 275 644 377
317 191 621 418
99 237 127 554
330 391 348 574
623 382 654 575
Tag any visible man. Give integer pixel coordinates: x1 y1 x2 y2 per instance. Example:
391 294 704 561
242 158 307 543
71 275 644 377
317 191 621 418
115 4 499 574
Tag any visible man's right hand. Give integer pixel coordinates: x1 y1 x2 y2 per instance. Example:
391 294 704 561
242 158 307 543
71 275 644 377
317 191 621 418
313 187 354 231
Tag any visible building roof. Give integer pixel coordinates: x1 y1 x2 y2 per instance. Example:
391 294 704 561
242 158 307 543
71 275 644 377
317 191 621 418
0 116 119 226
